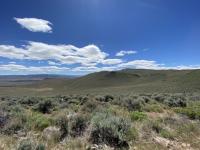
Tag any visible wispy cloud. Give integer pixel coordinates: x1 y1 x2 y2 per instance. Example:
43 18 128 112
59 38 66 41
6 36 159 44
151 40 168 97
101 59 123 65
14 18 53 33
116 50 137 57
1 61 200 75
48 61 61 66
0 64 69 75
118 60 160 69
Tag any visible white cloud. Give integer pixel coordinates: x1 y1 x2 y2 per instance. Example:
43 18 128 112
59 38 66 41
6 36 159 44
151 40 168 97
71 66 120 73
101 59 123 65
117 60 200 70
0 64 69 75
168 65 200 70
48 61 61 66
0 41 108 66
116 50 137 57
0 62 200 75
1 41 200 75
0 45 27 59
14 18 52 33
71 60 162 73
72 66 99 72
118 60 161 69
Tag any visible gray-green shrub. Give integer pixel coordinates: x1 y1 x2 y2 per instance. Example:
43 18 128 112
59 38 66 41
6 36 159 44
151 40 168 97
90 112 131 148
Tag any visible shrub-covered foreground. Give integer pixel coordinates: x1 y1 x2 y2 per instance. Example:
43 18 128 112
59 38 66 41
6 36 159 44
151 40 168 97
0 93 200 149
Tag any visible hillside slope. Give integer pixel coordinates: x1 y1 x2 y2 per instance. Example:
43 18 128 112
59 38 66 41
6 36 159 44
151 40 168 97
34 69 200 94
0 69 200 96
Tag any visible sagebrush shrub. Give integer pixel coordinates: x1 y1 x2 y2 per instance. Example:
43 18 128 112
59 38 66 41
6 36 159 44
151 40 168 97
154 94 166 103
104 95 114 102
35 99 54 114
81 100 99 113
95 96 106 102
56 115 69 140
90 112 131 148
123 98 144 111
165 96 187 107
19 97 39 106
3 117 24 135
0 112 8 128
18 139 34 150
69 114 88 137
36 143 45 150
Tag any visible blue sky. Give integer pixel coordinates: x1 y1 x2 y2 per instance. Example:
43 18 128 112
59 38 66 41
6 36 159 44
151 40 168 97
0 0 200 75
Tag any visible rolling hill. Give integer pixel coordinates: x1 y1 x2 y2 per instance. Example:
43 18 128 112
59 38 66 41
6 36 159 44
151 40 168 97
0 69 200 96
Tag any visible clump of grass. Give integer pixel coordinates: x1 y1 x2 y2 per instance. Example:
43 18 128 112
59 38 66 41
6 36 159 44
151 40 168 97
151 120 163 134
130 111 147 121
160 129 176 140
176 122 200 135
64 138 87 150
143 103 164 113
26 112 52 131
175 102 200 120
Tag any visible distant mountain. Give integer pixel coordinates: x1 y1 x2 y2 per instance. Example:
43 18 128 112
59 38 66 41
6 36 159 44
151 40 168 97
0 74 78 79
0 74 78 87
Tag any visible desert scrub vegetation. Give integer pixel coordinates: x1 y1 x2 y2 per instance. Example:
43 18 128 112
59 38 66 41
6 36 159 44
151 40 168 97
90 112 133 148
0 93 200 149
175 101 200 120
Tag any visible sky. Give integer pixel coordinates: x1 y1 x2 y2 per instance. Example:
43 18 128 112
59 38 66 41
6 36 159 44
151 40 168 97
0 0 200 75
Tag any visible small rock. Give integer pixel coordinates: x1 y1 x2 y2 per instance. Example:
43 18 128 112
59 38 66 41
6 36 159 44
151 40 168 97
133 146 137 150
16 130 26 137
182 143 187 147
187 143 191 147
88 144 98 150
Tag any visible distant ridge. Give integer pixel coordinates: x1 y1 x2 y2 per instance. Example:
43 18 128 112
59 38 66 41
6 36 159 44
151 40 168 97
31 69 200 93
0 74 79 79
0 69 200 95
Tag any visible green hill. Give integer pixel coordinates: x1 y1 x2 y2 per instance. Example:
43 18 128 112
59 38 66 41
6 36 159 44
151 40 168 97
0 69 200 96
34 69 200 94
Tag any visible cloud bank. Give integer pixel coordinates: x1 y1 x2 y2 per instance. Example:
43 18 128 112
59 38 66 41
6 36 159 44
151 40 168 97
0 42 199 75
